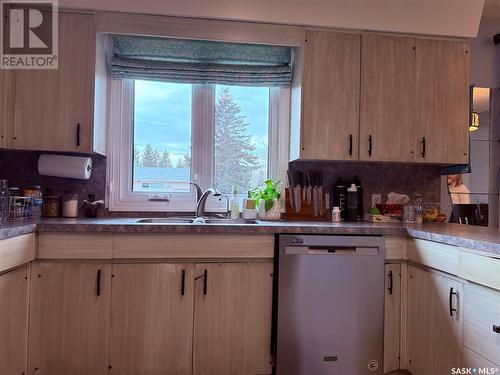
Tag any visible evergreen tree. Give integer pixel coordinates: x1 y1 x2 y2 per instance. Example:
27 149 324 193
214 88 260 193
159 150 173 168
133 146 141 167
141 144 159 167
176 153 191 168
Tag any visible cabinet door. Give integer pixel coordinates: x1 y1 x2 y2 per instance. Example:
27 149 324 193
360 34 415 162
29 262 111 375
415 39 469 164
407 265 463 375
193 262 273 375
0 70 14 148
11 12 95 152
109 264 195 375
0 265 29 375
300 30 360 160
384 263 401 373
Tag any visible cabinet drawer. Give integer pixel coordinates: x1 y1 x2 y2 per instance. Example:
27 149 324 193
458 251 500 291
38 233 113 259
0 233 35 272
406 238 459 275
464 284 500 365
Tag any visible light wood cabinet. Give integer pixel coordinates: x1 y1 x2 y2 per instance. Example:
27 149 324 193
407 265 463 375
9 12 96 152
28 262 111 375
298 30 361 160
0 265 30 375
0 70 14 148
463 284 500 366
384 263 401 373
360 34 415 162
193 262 274 375
414 38 470 164
109 264 195 375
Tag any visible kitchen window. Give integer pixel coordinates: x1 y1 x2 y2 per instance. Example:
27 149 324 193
108 78 290 212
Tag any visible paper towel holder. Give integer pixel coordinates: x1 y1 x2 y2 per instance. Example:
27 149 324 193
38 154 93 180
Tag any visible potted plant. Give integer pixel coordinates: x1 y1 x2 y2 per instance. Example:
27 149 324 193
250 179 282 221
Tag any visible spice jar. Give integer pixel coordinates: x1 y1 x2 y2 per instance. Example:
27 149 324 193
62 193 79 218
43 195 61 218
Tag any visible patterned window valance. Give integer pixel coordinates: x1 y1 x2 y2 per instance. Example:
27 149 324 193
111 35 292 87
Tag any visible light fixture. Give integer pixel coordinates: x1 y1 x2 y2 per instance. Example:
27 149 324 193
469 111 479 132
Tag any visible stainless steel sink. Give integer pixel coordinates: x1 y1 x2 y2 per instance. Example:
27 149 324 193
135 217 195 224
135 217 258 224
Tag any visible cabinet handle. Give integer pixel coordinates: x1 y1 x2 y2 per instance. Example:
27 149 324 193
368 135 373 156
348 134 353 156
96 269 101 297
420 137 426 158
388 270 393 295
195 269 208 296
493 325 500 334
181 269 186 296
203 269 208 295
449 287 458 317
76 123 81 147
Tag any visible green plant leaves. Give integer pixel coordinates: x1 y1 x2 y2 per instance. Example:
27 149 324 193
250 179 281 212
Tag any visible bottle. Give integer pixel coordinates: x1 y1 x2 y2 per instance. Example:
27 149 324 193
414 194 423 224
331 207 341 222
230 188 239 219
333 177 347 219
352 176 363 220
346 183 358 222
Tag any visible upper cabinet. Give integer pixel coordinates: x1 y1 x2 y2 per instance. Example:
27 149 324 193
298 30 361 161
414 39 470 164
292 30 470 164
360 34 415 162
5 12 102 154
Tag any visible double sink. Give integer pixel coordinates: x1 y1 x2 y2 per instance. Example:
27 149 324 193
136 217 258 225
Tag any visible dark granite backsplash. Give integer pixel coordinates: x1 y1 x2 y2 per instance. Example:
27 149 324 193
289 160 441 210
0 150 106 204
0 150 441 216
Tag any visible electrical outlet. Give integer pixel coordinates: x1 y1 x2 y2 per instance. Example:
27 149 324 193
371 194 382 208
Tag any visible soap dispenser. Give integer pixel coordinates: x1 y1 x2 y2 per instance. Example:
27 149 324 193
230 188 240 219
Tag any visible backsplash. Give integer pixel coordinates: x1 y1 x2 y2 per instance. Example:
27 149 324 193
0 150 106 205
289 160 441 211
0 150 441 216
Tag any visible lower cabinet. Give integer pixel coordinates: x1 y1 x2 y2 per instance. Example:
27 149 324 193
109 264 195 375
407 265 463 375
107 262 273 375
28 262 111 375
0 265 30 375
383 263 401 373
193 263 274 375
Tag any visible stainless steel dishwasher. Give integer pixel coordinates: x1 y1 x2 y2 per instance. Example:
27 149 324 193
276 235 385 375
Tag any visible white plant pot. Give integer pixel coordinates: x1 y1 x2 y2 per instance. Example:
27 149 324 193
258 199 281 221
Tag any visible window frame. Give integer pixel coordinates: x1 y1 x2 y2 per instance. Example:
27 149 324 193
107 78 290 212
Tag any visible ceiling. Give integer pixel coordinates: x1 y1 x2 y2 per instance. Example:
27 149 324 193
59 0 485 38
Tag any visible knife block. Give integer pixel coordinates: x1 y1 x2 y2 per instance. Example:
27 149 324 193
284 188 330 221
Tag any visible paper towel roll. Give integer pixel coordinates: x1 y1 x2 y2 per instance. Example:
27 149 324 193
38 154 92 180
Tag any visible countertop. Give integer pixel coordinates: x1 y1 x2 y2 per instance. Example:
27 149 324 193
0 218 499 256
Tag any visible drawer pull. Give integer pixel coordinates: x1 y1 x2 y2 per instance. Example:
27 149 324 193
348 134 353 156
96 269 101 297
368 135 373 156
388 270 393 295
449 287 458 317
493 325 500 334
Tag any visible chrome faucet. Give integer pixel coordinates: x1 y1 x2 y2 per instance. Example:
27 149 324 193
190 182 221 218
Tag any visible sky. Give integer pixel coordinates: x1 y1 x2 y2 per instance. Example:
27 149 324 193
133 80 270 163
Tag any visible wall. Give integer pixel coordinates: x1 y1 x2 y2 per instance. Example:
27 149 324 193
470 13 500 87
289 160 441 214
0 150 106 215
60 0 484 38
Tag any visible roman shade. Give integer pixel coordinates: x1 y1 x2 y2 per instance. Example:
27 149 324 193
111 35 292 86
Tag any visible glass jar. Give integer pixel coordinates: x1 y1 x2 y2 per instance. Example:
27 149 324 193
0 180 10 223
43 195 61 218
414 194 423 224
62 193 79 218
24 186 43 219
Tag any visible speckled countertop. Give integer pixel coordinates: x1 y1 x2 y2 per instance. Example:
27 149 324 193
0 218 499 256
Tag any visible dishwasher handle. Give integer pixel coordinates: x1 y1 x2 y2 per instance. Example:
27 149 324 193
285 246 379 256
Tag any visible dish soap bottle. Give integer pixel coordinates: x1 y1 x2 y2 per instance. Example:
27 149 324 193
230 188 240 219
